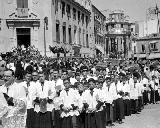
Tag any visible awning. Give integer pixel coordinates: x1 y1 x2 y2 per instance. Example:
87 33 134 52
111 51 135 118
147 53 160 59
96 45 104 54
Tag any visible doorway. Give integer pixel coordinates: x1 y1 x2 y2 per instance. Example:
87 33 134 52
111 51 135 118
16 28 31 48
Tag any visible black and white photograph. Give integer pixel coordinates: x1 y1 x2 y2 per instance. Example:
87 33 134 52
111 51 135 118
0 0 160 128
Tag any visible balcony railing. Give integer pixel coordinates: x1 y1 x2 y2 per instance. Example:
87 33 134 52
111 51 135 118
17 8 28 18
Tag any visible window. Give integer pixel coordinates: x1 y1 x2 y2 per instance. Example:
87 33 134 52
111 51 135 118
56 24 60 43
134 46 136 54
55 0 58 13
131 28 133 32
78 11 81 23
62 2 65 18
86 34 89 48
86 16 88 28
83 30 85 46
141 44 145 53
0 19 1 31
74 27 77 44
121 24 123 28
66 4 71 18
150 42 158 51
79 28 81 45
81 14 84 24
111 24 114 28
73 8 76 20
17 0 28 8
68 27 72 44
62 25 66 43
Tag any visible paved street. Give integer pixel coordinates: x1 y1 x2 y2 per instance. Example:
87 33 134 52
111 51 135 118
112 103 160 128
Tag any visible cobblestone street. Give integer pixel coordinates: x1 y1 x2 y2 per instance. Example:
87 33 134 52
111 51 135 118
112 102 160 128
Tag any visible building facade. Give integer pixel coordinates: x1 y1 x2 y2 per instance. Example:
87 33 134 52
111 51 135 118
91 5 106 57
0 0 93 57
105 10 132 59
135 34 160 60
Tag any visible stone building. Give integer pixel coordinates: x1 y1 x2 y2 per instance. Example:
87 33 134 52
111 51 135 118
91 5 106 57
105 10 132 59
135 34 160 60
0 0 93 57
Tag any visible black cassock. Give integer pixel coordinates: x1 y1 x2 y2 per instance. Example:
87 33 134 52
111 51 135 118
34 111 53 128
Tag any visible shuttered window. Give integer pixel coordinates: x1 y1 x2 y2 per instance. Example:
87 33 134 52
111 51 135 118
17 0 28 8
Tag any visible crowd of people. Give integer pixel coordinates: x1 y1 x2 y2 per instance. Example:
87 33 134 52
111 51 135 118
0 47 160 128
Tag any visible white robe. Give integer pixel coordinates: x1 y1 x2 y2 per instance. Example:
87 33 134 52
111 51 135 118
59 88 79 118
34 80 56 112
0 82 27 128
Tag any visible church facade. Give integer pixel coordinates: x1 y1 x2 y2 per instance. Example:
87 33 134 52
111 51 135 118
0 0 94 57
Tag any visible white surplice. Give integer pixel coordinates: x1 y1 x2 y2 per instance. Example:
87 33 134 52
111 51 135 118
102 82 114 104
83 88 99 113
59 88 79 118
0 82 27 128
122 82 131 99
34 80 56 113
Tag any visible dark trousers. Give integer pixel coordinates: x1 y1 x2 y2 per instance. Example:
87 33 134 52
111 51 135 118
138 96 143 111
115 98 124 121
61 116 73 128
85 113 97 128
124 99 131 116
112 100 117 122
105 103 113 124
130 99 138 114
143 91 149 105
78 112 86 128
150 90 155 103
155 90 159 103
26 108 35 128
54 110 62 128
95 111 106 128
34 111 53 128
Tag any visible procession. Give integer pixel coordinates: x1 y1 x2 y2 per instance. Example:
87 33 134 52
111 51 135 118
0 45 159 128
1 0 160 127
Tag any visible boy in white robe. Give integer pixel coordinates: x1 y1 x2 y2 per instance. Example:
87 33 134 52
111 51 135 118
59 78 79 128
33 71 56 128
21 72 35 128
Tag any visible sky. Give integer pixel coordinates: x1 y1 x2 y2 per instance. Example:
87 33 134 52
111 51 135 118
92 0 160 22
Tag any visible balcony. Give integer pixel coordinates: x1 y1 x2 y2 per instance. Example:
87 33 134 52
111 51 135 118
17 8 29 18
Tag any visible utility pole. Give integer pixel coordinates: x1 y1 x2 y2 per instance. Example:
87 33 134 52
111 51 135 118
44 17 48 57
